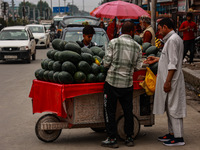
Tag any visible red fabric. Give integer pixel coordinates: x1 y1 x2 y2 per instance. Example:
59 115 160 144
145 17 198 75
107 21 115 40
29 71 145 118
90 1 150 19
143 31 152 43
179 21 197 41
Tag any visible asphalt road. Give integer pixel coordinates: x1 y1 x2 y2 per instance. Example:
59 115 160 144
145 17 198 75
0 46 200 150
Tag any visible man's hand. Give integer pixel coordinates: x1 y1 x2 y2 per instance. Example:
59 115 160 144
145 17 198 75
164 81 171 93
144 56 159 65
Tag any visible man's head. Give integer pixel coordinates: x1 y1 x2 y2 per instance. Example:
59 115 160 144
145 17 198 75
139 15 151 30
83 25 95 46
186 13 193 22
157 18 174 37
121 21 135 37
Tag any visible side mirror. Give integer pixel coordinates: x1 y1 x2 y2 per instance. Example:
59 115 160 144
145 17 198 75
30 37 34 40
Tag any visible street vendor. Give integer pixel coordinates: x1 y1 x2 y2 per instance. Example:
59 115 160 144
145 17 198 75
144 18 186 146
77 25 96 48
139 15 155 45
102 21 142 148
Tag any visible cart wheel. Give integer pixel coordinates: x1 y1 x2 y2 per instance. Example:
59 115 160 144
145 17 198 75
117 115 140 140
35 114 62 143
91 127 106 133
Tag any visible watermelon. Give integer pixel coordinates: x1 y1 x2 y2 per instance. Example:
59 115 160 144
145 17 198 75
81 47 94 55
52 61 62 71
149 62 158 75
38 69 46 81
58 71 73 84
54 51 62 61
134 35 142 45
86 74 97 83
146 46 159 56
98 51 105 58
59 40 68 51
48 60 55 70
91 63 100 75
97 73 106 82
90 46 102 55
81 53 94 65
77 61 91 74
52 39 62 50
48 70 55 82
156 51 161 57
43 70 50 81
50 50 58 60
74 71 86 83
47 50 53 59
62 61 77 75
41 59 51 70
64 43 81 54
147 54 156 57
99 65 107 73
58 51 82 64
35 69 42 80
142 42 151 52
53 72 60 83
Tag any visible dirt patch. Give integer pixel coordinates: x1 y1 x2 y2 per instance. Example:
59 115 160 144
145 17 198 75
182 62 200 70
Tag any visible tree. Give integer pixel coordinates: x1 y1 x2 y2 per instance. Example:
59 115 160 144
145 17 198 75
18 1 37 20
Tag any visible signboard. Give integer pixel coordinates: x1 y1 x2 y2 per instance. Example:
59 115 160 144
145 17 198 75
53 7 69 13
142 0 172 4
178 0 186 12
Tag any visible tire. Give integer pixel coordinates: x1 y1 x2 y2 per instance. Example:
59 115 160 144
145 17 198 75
117 115 140 140
91 127 106 133
35 114 62 143
32 50 36 60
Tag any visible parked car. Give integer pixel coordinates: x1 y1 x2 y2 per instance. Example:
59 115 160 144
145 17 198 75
26 24 50 48
0 26 36 63
61 24 109 47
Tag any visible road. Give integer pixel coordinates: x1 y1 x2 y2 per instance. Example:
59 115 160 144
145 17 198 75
0 46 200 150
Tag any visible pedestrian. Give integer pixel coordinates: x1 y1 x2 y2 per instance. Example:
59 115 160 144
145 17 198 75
101 21 143 148
77 25 96 48
139 15 155 45
144 18 186 146
99 21 106 31
179 13 197 65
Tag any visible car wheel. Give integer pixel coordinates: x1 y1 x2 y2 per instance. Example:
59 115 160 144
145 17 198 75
32 50 36 60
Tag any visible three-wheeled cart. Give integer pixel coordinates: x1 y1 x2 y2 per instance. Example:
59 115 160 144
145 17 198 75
29 69 154 142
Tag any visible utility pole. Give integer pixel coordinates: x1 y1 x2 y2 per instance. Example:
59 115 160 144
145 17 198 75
151 0 157 32
33 7 35 21
72 0 74 15
83 0 84 12
59 0 60 15
40 0 42 20
50 0 52 19
23 0 25 25
12 0 14 21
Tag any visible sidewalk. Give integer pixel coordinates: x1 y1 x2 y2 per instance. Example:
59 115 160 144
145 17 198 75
182 58 200 93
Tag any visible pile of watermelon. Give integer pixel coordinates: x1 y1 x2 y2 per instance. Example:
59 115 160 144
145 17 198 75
134 35 161 75
35 39 107 84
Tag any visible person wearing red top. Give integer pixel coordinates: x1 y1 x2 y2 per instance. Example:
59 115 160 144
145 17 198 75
179 13 197 65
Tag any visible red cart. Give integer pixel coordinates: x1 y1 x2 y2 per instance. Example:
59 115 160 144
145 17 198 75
29 69 154 142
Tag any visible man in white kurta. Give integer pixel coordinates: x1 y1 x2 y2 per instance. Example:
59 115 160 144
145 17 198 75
146 18 186 146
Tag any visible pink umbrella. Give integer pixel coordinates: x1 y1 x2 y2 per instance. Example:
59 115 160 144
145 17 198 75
90 0 150 19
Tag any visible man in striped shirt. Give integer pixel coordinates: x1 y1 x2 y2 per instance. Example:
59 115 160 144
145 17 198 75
101 21 143 148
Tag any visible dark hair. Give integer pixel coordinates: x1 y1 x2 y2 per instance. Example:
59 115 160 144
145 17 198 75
187 12 193 18
83 25 95 35
191 4 196 8
121 21 135 34
158 18 174 29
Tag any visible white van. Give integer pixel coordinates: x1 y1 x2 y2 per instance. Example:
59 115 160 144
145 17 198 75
0 26 36 63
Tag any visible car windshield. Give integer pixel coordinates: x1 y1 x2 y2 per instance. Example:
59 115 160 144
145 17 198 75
64 31 108 46
0 30 28 40
44 24 51 30
28 26 44 33
63 18 99 26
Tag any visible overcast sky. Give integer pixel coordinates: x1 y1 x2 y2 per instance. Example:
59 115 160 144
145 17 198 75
4 0 102 12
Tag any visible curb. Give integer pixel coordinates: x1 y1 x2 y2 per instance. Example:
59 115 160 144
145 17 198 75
182 68 200 93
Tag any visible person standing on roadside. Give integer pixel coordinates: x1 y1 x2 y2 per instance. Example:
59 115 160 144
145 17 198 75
139 15 155 45
179 13 197 65
144 18 186 146
101 21 142 148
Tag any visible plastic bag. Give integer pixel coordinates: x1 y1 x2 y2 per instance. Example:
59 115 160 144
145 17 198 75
145 67 156 93
139 67 156 96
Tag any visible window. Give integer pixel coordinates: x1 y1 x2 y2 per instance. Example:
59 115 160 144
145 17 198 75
0 30 28 40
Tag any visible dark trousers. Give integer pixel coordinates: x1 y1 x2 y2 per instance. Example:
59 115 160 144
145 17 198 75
183 39 195 63
103 82 133 138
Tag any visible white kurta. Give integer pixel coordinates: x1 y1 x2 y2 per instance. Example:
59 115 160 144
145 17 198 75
153 30 187 118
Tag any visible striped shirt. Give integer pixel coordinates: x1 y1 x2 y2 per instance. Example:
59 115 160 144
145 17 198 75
103 34 143 88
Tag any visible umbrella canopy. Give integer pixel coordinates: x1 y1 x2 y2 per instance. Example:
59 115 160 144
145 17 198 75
90 1 150 20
